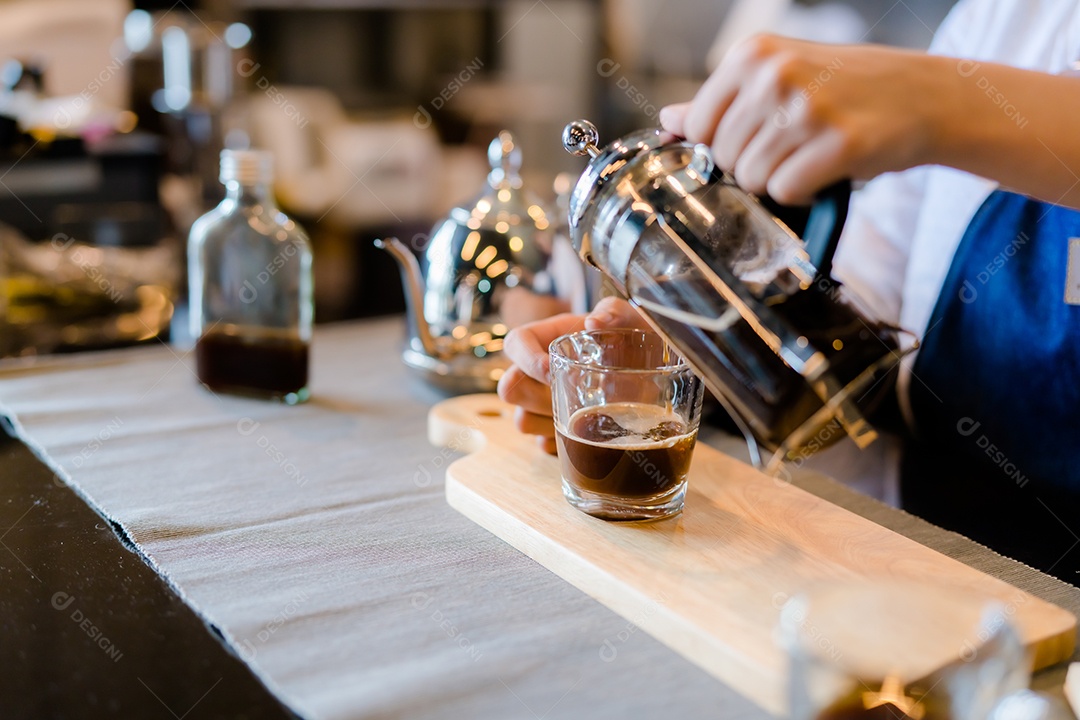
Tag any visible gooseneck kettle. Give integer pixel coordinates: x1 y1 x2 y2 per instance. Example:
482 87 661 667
378 131 583 393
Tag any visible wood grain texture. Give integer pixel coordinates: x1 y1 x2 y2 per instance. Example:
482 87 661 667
433 394 1076 715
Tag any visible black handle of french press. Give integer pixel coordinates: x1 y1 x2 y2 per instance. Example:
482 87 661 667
801 179 852 281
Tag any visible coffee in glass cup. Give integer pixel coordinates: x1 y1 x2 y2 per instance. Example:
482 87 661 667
549 329 704 520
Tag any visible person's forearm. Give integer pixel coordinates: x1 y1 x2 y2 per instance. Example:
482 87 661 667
932 57 1080 209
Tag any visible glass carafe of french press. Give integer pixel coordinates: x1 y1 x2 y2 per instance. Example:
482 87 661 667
561 120 915 471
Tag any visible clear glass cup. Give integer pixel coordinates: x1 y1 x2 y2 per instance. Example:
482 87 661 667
779 581 1031 720
549 328 704 521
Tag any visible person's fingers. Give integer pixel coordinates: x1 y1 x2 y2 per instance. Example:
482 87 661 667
502 312 586 384
733 103 813 196
683 69 740 147
537 435 558 455
683 35 775 145
767 128 849 205
659 102 691 136
497 365 553 416
585 296 649 330
515 407 555 437
712 56 791 173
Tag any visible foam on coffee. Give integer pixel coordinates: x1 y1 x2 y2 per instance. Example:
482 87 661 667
564 402 692 449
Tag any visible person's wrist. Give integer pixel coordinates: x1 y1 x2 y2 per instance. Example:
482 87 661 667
922 54 981 168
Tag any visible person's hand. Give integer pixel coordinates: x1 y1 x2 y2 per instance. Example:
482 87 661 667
659 34 951 205
497 296 647 453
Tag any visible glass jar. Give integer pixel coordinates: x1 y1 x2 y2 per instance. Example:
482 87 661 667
188 149 313 404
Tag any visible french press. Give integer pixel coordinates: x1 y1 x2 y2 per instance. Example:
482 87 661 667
561 120 915 470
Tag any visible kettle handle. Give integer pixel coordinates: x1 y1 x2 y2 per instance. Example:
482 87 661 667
801 180 851 280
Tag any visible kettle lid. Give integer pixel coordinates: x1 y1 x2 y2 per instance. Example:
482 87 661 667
434 130 552 243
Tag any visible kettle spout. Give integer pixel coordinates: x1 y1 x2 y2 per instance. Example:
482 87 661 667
374 237 440 358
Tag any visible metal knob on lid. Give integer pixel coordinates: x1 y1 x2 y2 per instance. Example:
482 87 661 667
562 120 601 158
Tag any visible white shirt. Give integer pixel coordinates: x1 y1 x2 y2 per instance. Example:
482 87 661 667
810 0 1080 497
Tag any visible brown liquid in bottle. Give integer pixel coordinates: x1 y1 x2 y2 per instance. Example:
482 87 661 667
195 330 309 401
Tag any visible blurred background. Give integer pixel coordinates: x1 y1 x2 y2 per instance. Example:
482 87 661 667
0 0 958 358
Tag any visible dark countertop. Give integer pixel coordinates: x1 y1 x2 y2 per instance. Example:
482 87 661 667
0 428 295 719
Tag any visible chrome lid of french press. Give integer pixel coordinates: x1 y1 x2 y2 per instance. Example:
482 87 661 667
562 120 669 276
563 119 770 300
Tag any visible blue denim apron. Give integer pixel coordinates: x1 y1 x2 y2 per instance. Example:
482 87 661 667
903 190 1080 581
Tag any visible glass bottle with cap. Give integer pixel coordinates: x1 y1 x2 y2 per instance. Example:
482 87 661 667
188 149 313 404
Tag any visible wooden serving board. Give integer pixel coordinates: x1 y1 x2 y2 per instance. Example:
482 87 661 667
433 394 1076 714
